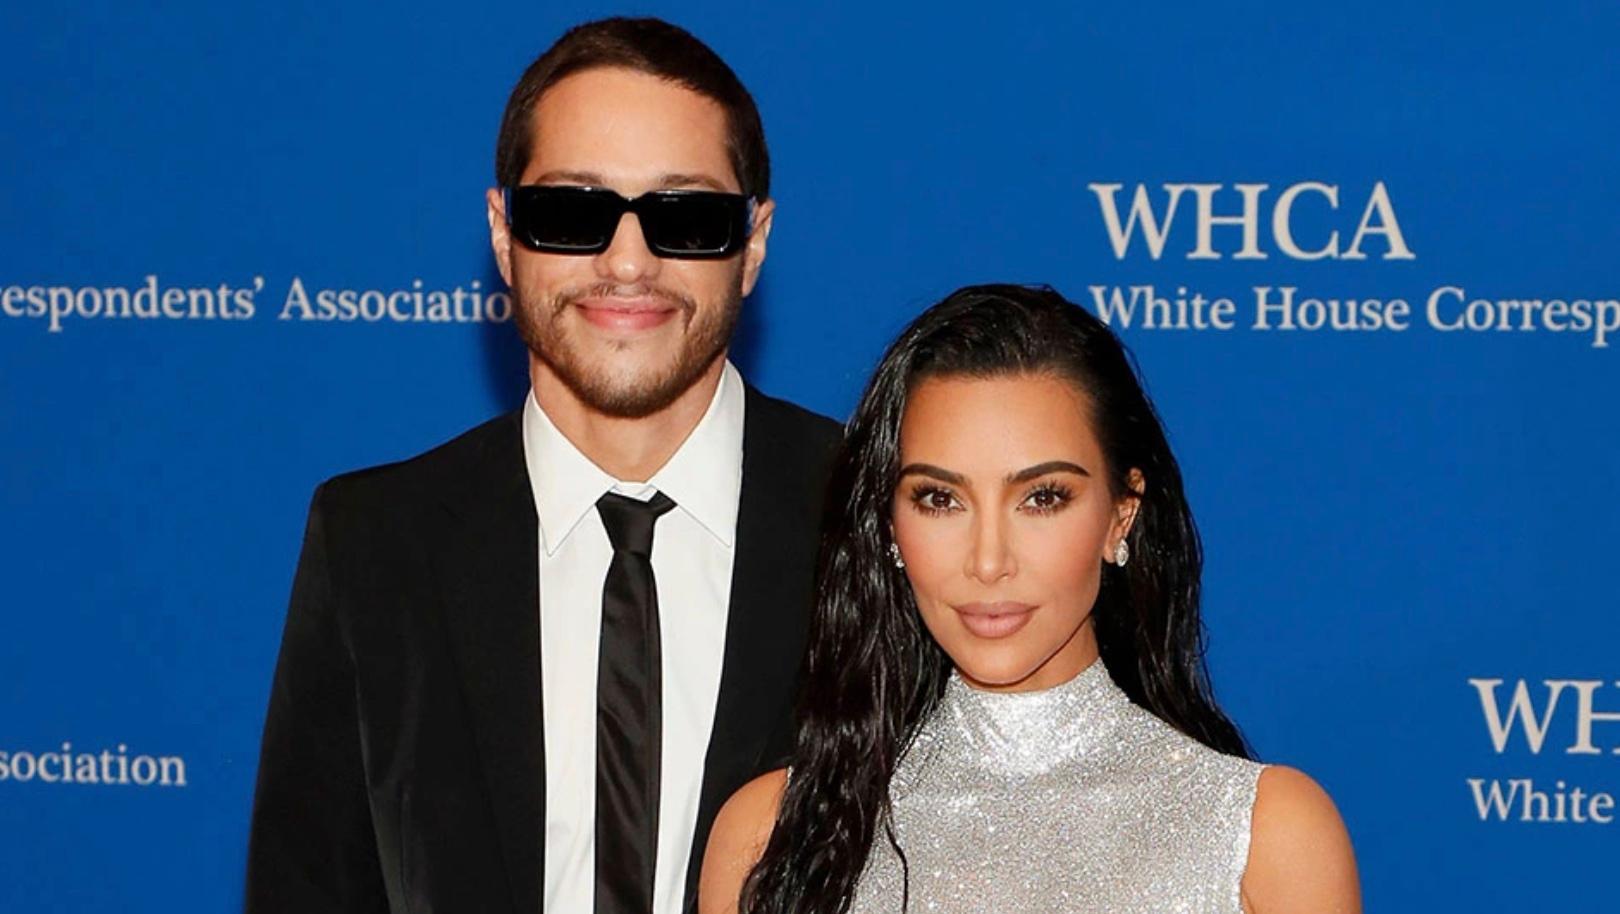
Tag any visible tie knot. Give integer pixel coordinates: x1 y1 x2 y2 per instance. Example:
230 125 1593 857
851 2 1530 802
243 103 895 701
596 491 676 556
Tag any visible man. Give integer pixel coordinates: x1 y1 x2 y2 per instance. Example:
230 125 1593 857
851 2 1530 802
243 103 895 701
246 17 841 914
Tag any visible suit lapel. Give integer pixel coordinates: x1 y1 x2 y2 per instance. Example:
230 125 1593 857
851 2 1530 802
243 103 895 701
434 411 545 914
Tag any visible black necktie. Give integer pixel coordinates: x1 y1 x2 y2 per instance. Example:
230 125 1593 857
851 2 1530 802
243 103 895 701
594 490 676 914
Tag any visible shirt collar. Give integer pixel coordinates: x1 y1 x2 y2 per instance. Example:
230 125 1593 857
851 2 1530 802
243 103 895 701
521 361 746 555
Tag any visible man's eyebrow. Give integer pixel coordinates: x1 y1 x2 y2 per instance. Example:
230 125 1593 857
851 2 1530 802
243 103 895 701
897 463 967 486
1006 461 1090 484
531 170 606 186
655 172 732 192
523 171 733 193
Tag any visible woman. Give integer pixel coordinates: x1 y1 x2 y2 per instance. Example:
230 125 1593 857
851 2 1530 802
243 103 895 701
700 284 1359 913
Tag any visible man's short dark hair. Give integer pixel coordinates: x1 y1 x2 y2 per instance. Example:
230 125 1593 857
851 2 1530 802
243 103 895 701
494 17 770 200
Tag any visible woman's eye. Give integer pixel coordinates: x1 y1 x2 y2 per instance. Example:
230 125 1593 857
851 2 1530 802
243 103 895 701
910 486 961 515
1022 484 1073 514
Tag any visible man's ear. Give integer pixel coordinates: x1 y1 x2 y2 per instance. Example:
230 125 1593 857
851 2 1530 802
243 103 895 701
486 187 514 287
739 197 775 297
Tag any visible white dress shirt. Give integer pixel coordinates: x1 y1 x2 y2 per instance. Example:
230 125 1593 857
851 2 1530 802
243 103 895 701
522 361 744 914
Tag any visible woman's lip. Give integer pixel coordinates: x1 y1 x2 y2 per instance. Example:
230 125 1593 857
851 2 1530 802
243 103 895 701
953 602 1037 639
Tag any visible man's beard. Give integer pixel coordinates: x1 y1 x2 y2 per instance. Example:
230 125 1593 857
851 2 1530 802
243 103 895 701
512 272 743 419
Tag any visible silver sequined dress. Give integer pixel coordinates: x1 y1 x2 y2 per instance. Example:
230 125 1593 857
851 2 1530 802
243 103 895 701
848 659 1265 914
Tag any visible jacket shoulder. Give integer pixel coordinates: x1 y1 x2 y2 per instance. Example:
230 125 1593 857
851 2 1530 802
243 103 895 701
311 410 522 517
745 386 842 451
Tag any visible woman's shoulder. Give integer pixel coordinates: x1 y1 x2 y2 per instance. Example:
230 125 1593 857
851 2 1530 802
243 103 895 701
698 768 789 914
1240 765 1361 913
713 767 789 842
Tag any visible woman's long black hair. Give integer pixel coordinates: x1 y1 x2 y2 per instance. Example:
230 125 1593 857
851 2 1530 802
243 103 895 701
740 284 1250 914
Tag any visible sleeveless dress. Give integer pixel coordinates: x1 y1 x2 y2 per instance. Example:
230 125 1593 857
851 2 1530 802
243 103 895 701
847 659 1265 913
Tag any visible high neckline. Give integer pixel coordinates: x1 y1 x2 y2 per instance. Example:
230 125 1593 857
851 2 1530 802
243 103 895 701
933 658 1128 776
865 659 1266 914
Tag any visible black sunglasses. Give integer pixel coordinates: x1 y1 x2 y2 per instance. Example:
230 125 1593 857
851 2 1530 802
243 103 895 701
504 185 755 259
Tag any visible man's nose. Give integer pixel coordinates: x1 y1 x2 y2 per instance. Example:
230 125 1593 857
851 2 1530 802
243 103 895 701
594 212 662 284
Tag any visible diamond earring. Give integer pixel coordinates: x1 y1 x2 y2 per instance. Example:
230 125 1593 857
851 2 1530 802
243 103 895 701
888 542 906 569
1113 539 1130 567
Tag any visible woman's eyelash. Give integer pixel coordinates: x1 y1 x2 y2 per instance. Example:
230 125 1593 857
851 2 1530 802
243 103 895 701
907 484 961 515
905 482 1075 516
1022 482 1075 514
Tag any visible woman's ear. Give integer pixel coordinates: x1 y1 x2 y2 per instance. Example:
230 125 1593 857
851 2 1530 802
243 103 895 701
1111 468 1146 544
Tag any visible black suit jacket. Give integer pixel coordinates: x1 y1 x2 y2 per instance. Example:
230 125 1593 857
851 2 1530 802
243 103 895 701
246 386 841 914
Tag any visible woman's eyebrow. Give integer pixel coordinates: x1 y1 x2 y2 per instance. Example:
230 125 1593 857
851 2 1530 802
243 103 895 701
1006 461 1090 484
897 463 967 485
898 461 1090 486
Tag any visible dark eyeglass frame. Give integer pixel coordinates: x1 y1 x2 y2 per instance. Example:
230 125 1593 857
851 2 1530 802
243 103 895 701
503 185 757 259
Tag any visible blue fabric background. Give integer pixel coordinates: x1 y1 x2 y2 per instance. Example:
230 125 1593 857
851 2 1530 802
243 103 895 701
3 2 1616 910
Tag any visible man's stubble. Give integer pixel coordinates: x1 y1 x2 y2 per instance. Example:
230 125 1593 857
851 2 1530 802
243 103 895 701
512 269 744 419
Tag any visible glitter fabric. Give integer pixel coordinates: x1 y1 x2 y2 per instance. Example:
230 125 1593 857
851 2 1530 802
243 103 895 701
847 659 1265 913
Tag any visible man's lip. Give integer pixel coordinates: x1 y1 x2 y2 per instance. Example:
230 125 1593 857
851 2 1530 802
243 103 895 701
573 297 679 331
574 295 679 314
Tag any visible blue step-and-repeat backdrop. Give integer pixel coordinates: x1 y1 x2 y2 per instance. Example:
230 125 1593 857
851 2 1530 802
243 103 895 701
3 2 1617 910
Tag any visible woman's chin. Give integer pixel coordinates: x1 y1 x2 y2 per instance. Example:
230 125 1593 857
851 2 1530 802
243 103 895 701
950 653 1043 691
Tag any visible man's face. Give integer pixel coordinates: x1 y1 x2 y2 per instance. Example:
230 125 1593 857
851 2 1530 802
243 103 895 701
487 67 774 418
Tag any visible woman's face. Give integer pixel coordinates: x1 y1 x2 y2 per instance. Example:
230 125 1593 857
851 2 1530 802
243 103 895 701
891 372 1139 692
